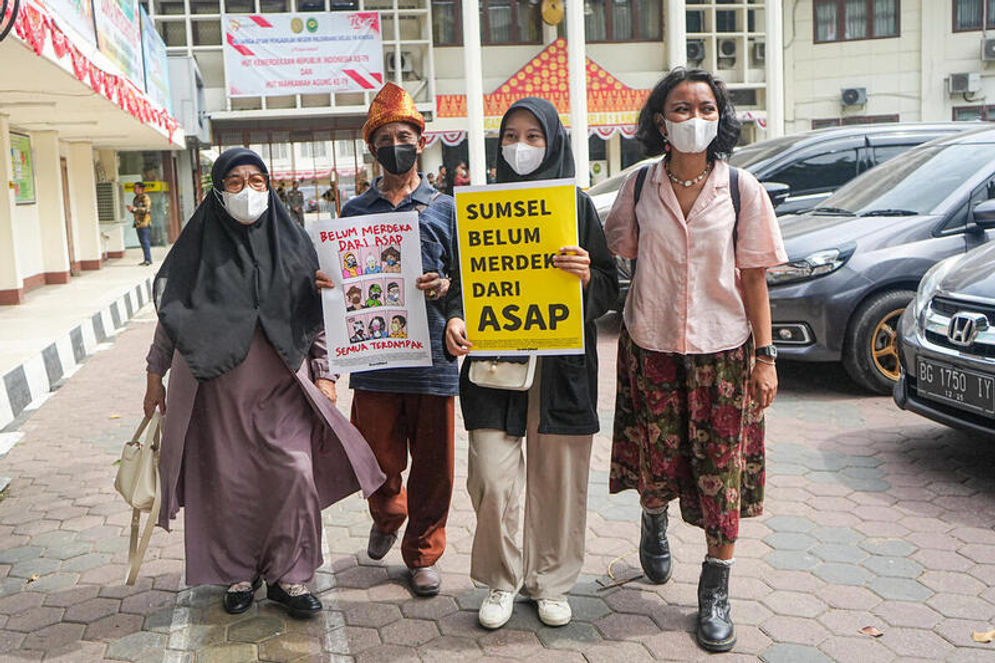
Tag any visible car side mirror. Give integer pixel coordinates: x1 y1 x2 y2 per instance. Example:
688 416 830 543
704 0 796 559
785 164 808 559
972 199 995 228
763 181 791 208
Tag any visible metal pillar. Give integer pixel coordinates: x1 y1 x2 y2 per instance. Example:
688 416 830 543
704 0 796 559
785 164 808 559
566 0 589 188
666 0 687 70
461 0 486 186
765 0 785 138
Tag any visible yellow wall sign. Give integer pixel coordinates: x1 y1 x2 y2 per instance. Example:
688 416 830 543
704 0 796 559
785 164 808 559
455 179 584 355
123 181 169 193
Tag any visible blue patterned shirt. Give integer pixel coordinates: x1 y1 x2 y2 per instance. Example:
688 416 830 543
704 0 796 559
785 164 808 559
340 174 459 397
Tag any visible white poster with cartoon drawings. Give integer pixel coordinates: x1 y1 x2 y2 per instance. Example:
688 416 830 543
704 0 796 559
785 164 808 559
310 211 431 372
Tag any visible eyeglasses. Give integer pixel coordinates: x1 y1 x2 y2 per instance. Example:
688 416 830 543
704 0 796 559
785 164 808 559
223 173 269 193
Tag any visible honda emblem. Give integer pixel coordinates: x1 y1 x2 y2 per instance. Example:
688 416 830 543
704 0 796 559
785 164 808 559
947 312 988 346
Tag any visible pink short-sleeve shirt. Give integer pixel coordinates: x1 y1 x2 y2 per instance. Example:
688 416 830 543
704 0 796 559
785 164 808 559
605 159 787 355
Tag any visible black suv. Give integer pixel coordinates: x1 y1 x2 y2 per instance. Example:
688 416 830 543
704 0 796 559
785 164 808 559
894 237 995 434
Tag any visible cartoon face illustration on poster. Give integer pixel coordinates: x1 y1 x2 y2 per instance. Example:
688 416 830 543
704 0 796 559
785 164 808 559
341 251 363 279
385 279 403 306
381 245 402 273
344 284 364 311
347 314 368 344
367 314 388 340
363 249 382 274
389 313 408 339
365 280 384 308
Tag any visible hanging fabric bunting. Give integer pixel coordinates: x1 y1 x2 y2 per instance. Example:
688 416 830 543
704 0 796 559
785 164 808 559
12 0 181 141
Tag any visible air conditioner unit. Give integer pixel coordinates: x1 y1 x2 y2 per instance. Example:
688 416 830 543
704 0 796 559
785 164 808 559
687 39 705 63
948 72 982 95
718 38 737 59
982 37 995 61
841 87 867 106
385 50 414 75
96 182 119 222
752 42 766 64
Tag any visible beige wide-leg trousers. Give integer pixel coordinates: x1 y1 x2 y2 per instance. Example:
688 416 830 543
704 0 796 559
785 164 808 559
466 364 594 599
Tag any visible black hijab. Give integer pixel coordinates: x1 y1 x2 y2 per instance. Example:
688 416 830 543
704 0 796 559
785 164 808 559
153 148 322 381
495 97 575 183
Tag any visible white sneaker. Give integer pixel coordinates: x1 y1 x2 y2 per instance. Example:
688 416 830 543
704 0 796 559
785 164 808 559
478 589 515 629
536 598 571 627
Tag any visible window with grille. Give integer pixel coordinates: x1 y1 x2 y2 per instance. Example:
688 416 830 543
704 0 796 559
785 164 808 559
953 0 995 30
585 0 662 42
814 0 899 43
429 0 542 46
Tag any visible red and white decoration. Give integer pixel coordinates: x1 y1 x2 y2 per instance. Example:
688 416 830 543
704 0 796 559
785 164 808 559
423 131 467 148
11 0 181 142
588 125 637 140
222 11 384 98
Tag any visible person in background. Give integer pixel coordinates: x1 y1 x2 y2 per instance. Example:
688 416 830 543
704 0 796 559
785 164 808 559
143 147 384 620
444 97 618 630
286 180 306 226
127 182 153 266
317 82 458 598
355 179 371 196
276 183 287 204
605 68 786 653
453 161 470 188
436 165 450 194
486 166 497 184
427 172 437 188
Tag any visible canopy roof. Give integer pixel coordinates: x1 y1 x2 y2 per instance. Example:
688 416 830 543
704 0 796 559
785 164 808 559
436 38 649 128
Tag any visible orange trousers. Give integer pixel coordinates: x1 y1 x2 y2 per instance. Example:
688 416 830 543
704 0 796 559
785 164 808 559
350 389 455 568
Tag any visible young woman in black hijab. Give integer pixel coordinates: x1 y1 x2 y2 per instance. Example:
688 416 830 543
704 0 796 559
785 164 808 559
445 98 619 629
142 148 384 619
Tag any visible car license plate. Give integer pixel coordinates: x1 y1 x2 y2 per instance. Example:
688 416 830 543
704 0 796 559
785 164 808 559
916 358 995 418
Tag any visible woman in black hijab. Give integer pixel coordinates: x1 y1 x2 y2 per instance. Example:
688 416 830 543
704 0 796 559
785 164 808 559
444 99 619 629
142 148 384 619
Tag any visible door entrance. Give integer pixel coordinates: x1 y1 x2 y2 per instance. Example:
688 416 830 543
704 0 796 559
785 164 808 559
60 157 79 276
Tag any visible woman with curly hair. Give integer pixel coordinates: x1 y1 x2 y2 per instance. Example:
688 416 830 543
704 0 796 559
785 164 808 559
605 68 786 652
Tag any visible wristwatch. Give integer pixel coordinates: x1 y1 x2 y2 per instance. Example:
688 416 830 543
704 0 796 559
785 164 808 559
755 344 778 360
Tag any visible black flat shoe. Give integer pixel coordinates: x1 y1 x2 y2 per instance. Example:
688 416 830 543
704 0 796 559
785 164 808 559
266 582 322 619
223 577 261 615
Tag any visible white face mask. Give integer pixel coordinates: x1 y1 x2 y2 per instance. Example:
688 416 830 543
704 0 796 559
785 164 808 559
664 117 719 155
220 187 269 225
502 142 545 176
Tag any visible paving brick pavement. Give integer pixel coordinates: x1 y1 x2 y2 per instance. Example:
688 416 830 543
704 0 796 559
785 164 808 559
0 306 993 662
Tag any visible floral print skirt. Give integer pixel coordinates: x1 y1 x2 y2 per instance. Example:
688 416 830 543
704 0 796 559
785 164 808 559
609 326 765 546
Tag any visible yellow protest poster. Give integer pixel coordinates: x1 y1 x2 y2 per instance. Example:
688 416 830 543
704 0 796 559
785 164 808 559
455 178 584 355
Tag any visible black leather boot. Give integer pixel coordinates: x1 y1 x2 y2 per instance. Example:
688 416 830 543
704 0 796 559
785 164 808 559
639 509 673 584
696 560 736 652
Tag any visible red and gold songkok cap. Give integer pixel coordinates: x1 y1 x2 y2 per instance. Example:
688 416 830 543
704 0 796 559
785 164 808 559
362 82 426 144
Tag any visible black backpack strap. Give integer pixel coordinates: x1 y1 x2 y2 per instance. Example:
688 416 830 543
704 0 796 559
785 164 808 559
729 165 741 246
633 164 651 207
630 164 651 279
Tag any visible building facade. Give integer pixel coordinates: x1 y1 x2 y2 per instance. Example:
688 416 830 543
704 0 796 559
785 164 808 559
0 0 183 304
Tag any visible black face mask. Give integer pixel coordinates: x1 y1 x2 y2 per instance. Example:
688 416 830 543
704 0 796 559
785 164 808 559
375 144 418 175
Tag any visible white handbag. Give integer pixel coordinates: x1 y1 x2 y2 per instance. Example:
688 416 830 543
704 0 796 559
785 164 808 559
468 356 537 391
113 413 162 585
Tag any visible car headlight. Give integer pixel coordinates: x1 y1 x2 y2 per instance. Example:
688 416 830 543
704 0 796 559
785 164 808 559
766 245 856 286
912 255 961 323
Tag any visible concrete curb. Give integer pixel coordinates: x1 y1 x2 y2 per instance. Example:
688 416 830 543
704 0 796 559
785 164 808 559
0 277 154 433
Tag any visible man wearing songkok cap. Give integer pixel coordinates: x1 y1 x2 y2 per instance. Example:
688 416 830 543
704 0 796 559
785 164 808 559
339 82 457 597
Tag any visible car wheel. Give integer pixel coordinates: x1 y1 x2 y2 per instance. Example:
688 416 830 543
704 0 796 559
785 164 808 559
843 289 915 395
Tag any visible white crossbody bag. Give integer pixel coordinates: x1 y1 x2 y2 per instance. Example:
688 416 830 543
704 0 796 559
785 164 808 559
113 412 162 585
468 356 537 391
